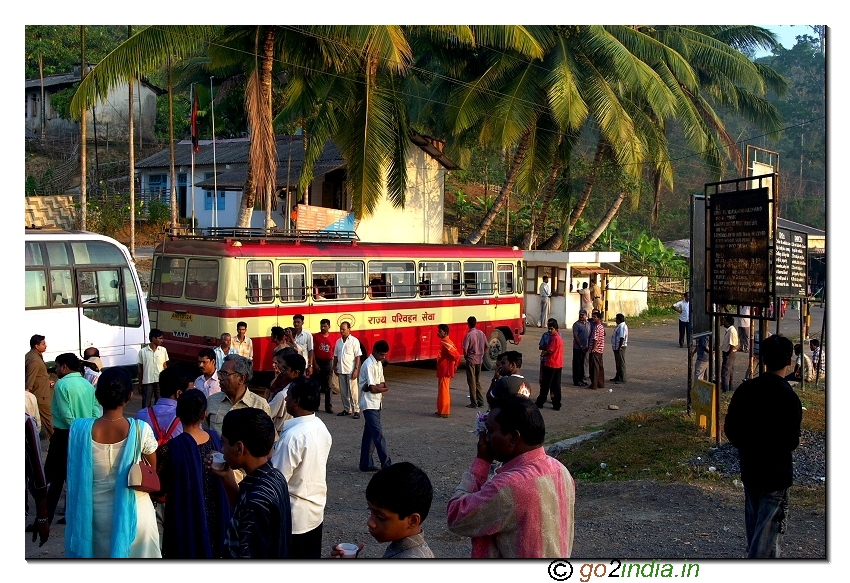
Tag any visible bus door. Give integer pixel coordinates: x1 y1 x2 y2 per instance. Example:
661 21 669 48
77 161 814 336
76 268 126 358
496 262 516 314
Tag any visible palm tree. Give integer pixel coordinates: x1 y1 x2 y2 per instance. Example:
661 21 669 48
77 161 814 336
70 25 221 232
445 25 786 247
440 26 675 244
276 25 543 220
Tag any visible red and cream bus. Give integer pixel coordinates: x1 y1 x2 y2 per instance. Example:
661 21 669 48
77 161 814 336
147 229 524 376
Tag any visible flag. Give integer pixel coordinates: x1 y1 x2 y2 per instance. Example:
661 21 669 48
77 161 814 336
191 89 200 153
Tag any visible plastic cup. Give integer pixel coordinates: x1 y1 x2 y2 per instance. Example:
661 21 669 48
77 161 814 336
338 543 359 558
211 452 226 470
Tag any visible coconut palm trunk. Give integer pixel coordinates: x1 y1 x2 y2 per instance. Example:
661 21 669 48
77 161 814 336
572 190 628 251
237 26 277 228
568 138 607 231
530 159 562 248
168 58 178 232
79 26 87 231
464 130 530 245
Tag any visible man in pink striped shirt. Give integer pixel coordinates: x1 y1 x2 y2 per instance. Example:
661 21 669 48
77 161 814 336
446 395 575 558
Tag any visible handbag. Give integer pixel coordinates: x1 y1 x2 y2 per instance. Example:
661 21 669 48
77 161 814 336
330 370 340 395
128 420 161 493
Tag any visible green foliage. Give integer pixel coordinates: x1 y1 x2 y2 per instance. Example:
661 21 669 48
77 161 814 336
25 25 127 78
555 406 722 483
612 231 690 279
25 176 39 196
47 85 78 120
145 199 171 228
82 194 170 237
452 190 473 220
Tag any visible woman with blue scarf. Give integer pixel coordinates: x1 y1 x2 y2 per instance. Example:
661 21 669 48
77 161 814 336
65 368 161 558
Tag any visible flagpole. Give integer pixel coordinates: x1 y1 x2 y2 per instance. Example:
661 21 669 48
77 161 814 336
210 76 218 228
190 83 196 232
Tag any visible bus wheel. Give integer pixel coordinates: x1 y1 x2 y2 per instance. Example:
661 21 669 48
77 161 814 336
483 330 507 371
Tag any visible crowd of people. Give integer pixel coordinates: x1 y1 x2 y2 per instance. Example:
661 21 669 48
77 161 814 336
23 296 824 559
24 315 578 559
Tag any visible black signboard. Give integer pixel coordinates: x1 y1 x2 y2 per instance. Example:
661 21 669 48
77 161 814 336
775 228 808 297
691 195 711 336
708 188 771 306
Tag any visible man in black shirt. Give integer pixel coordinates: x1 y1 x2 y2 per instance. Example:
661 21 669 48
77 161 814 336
486 351 531 407
210 408 292 558
724 334 802 558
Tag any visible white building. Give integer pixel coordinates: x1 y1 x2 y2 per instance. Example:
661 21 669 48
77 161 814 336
25 65 162 142
134 132 458 243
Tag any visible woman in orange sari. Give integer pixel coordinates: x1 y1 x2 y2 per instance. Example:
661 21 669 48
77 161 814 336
435 324 460 418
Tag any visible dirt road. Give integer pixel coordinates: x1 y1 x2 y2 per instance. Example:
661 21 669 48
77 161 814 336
25 310 826 559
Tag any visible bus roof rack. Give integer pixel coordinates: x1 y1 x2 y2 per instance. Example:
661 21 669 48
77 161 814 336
164 227 360 243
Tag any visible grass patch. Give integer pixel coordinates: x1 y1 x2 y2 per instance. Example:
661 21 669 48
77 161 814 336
629 306 678 328
716 383 824 432
555 405 721 483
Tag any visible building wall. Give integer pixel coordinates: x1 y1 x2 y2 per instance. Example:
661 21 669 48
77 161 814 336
25 195 77 229
356 149 445 243
25 83 158 142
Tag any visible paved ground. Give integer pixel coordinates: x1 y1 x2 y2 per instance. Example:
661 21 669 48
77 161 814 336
25 307 826 560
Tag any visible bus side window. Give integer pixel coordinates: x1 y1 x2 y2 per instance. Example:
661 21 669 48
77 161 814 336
25 270 48 308
313 278 326 300
279 264 307 303
187 259 219 302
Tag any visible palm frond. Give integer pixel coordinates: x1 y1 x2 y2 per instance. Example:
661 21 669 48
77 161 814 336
70 25 221 118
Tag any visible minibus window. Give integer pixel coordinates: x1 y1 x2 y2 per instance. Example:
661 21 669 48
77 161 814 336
153 257 185 297
187 259 219 302
279 264 306 303
46 242 70 266
123 267 142 327
50 269 74 306
25 242 44 267
246 260 274 303
78 269 123 326
25 270 47 308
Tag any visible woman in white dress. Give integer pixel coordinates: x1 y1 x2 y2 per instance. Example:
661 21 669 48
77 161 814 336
65 368 161 558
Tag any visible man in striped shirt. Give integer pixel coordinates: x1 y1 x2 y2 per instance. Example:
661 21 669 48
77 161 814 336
446 395 575 558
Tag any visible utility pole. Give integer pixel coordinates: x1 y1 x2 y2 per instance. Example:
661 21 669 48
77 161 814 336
79 26 87 231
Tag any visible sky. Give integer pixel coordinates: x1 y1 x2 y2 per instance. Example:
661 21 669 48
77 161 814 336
755 24 817 56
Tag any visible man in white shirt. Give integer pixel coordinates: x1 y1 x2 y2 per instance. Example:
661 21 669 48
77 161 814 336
537 276 552 328
233 321 254 361
672 292 691 348
194 348 220 397
737 306 751 354
358 340 391 472
293 314 315 377
610 313 628 384
333 321 362 418
81 348 103 387
270 377 332 560
138 328 169 407
720 315 739 393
